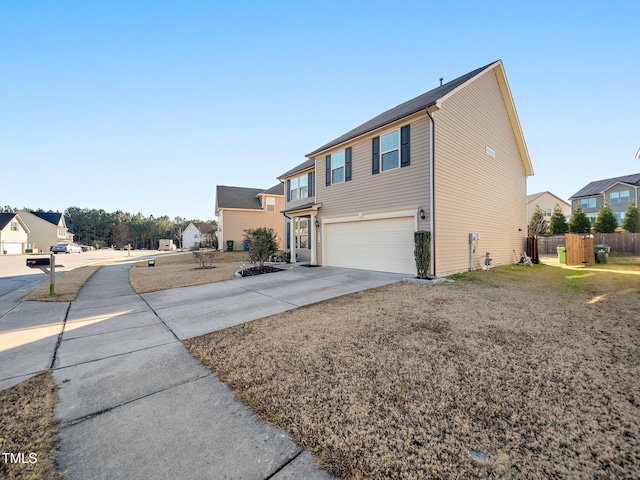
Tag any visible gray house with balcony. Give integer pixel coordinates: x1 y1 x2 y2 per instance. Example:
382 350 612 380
569 173 640 225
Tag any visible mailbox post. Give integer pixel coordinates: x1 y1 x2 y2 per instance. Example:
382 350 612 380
26 253 60 295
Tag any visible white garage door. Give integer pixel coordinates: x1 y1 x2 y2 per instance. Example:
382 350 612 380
325 217 416 274
2 243 23 255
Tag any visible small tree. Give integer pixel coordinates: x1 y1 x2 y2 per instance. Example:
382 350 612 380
243 227 278 270
548 204 569 234
414 231 431 279
528 205 548 235
593 203 618 233
622 202 640 233
569 205 592 234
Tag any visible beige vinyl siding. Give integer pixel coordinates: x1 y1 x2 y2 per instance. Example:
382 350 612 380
433 69 528 275
219 198 285 250
527 193 571 220
314 116 431 263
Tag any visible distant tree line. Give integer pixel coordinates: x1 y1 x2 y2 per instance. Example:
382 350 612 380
0 205 216 249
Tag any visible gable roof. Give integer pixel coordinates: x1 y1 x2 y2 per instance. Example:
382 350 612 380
259 183 285 196
31 212 64 226
570 173 640 199
278 159 315 180
527 191 570 206
193 223 217 234
305 60 533 176
216 186 264 210
0 213 17 230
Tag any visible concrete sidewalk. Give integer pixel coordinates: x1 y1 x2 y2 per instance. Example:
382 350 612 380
53 263 339 479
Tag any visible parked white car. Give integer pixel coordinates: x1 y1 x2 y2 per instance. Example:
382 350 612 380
52 243 82 254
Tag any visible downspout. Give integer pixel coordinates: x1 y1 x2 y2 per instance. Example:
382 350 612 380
427 108 436 277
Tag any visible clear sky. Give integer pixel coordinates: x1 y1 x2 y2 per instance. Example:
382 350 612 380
2 1 639 221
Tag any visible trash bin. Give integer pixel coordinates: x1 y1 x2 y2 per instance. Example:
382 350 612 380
596 250 609 264
557 246 566 264
226 240 234 252
594 244 610 264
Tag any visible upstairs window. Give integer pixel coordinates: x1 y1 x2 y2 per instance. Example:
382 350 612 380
620 190 630 203
266 197 275 212
11 221 18 231
581 198 596 209
610 192 619 204
381 130 399 171
331 151 345 184
288 174 308 201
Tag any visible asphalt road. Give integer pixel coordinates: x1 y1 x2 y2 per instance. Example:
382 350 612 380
0 249 158 299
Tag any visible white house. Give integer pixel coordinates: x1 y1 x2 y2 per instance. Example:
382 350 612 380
182 223 217 249
0 213 30 255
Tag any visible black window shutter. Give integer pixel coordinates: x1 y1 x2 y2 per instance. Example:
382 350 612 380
286 179 291 201
286 222 290 250
372 137 380 174
401 125 410 167
308 171 314 197
307 220 311 249
325 155 331 186
345 147 352 181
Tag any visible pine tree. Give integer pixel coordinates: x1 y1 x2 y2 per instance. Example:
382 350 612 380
569 205 592 233
593 203 618 233
528 205 548 235
548 204 569 234
622 202 640 233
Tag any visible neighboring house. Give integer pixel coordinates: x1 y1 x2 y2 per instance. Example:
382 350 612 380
18 211 74 251
527 191 571 221
278 60 533 276
215 184 285 251
182 222 217 249
0 213 30 255
569 173 640 225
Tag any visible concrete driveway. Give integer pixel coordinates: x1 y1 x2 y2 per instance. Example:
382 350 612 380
2 261 405 478
142 265 406 339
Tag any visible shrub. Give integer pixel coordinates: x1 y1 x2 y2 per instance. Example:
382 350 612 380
622 202 639 233
192 249 216 268
414 231 431 279
243 227 279 270
593 203 618 233
549 204 569 234
528 205 548 235
569 205 591 233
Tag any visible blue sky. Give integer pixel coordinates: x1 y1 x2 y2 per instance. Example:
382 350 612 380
2 1 639 221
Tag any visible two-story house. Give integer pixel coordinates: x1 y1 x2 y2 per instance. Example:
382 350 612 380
527 192 571 222
278 60 533 276
569 173 640 225
182 223 217 249
0 213 30 254
215 184 285 251
18 211 73 251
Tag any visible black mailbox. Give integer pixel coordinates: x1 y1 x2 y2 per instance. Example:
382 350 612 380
27 257 51 267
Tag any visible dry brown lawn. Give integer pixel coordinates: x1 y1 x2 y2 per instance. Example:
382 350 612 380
24 266 100 302
185 255 640 479
129 250 250 294
0 371 63 480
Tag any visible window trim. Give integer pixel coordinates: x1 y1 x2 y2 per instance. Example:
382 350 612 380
330 151 345 184
610 191 619 204
380 129 400 172
266 197 276 212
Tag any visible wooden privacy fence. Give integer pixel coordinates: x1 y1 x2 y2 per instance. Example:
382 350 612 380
565 234 595 266
538 233 640 254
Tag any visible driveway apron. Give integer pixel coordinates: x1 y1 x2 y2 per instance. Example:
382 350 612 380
53 263 335 480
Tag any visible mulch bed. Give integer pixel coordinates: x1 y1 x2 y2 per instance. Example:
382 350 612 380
238 265 284 277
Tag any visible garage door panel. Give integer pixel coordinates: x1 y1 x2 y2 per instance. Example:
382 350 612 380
325 217 416 274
